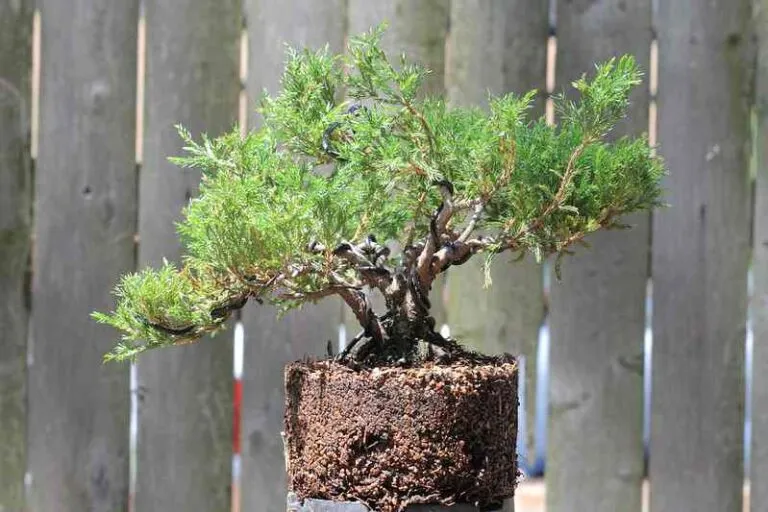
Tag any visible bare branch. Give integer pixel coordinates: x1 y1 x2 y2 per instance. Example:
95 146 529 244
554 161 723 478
332 236 394 294
336 287 388 344
329 270 362 289
333 241 371 266
140 292 251 339
358 267 392 294
247 272 283 299
210 295 249 319
307 239 326 253
430 241 471 275
453 198 481 211
458 201 484 243
277 284 361 302
416 180 454 286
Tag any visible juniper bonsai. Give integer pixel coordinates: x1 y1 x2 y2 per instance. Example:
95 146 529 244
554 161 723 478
94 26 664 365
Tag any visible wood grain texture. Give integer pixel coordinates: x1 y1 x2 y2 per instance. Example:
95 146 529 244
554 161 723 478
443 0 548 478
754 4 768 510
345 0 451 339
651 0 752 510
239 302 342 510
546 1 652 511
135 1 240 510
0 0 32 509
240 2 345 510
28 1 138 510
348 0 450 96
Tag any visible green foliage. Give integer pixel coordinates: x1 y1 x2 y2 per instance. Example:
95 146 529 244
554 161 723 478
92 261 226 361
95 25 665 361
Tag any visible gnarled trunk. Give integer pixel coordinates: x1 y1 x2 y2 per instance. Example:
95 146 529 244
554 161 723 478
341 268 459 365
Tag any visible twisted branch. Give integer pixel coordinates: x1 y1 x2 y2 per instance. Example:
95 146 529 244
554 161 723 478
415 180 454 287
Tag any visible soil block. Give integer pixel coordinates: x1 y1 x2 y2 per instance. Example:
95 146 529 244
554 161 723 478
284 360 518 512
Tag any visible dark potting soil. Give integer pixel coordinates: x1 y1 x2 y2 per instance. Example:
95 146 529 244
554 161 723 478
284 359 519 512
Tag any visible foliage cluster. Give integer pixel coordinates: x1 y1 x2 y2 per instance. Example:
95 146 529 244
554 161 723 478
94 26 664 362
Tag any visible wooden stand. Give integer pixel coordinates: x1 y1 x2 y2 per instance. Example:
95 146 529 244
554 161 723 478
287 493 482 511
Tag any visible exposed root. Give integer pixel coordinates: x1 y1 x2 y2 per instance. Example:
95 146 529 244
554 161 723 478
337 323 472 367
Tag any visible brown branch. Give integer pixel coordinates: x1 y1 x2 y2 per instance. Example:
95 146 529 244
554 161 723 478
352 212 370 241
331 237 394 294
358 267 392 294
528 140 588 229
404 190 428 248
429 237 490 276
549 207 621 254
429 241 472 275
498 138 592 251
246 272 283 300
403 99 435 152
458 202 484 243
333 241 372 266
415 181 454 287
141 292 251 339
450 136 515 246
277 284 360 302
453 198 481 211
336 287 388 344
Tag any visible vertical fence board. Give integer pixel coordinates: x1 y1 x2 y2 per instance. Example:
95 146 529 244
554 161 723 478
28 1 138 510
348 0 449 97
651 0 752 510
136 2 240 510
240 2 345 510
753 3 768 509
0 1 33 508
345 0 450 340
444 0 548 477
547 2 651 511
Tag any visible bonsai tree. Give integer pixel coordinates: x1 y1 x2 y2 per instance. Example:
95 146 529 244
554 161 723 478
94 26 664 366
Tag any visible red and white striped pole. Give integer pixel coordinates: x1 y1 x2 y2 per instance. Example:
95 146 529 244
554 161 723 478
232 321 244 512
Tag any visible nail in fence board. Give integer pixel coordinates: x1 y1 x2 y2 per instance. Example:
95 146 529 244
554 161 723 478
28 1 138 510
651 0 752 510
753 2 768 509
443 0 548 480
0 0 32 508
240 2 345 510
135 1 240 510
547 1 651 511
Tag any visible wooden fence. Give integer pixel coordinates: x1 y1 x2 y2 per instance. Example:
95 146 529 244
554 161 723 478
0 0 763 511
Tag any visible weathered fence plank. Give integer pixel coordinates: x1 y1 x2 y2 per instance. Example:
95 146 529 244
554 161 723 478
443 0 548 477
348 0 449 97
547 2 652 511
345 0 451 340
651 0 752 510
28 1 138 510
240 2 345 510
0 1 33 508
753 3 768 509
135 1 240 510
